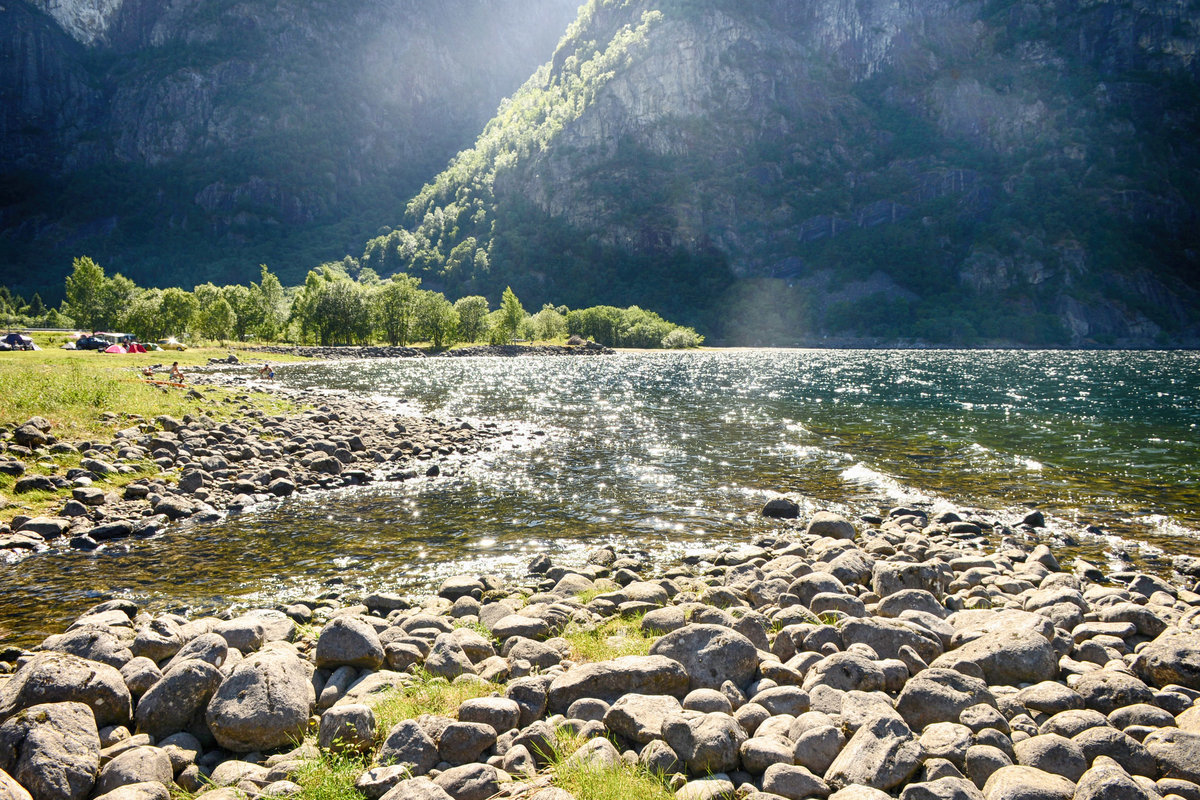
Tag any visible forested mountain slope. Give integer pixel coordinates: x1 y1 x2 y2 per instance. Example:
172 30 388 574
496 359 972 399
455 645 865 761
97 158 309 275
363 0 1200 346
0 0 579 293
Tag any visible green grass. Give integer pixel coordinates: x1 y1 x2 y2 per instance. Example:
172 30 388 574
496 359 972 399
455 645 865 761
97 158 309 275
293 750 370 800
371 670 501 735
0 341 305 523
549 729 674 800
561 614 657 664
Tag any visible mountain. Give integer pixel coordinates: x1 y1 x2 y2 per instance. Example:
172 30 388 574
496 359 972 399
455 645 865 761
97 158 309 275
0 0 580 293
362 0 1200 346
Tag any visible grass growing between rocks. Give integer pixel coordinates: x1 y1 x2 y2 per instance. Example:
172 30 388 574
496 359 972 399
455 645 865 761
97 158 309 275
548 729 674 800
561 614 657 663
292 750 367 800
371 670 501 734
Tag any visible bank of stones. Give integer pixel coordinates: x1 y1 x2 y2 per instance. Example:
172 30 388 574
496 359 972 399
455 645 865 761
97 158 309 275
1 507 1199 800
0 390 506 554
239 342 614 360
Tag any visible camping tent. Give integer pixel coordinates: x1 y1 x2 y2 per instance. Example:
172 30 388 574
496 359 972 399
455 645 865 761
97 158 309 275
104 344 128 354
1 333 39 351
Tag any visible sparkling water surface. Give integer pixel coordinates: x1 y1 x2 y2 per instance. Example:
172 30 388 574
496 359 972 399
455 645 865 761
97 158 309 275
2 349 1198 646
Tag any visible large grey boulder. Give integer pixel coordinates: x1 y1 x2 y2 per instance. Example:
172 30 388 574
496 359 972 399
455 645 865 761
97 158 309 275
825 715 922 791
807 512 857 540
662 712 747 775
134 659 223 740
1142 729 1200 783
1073 759 1151 800
91 784 171 800
315 617 384 670
841 618 943 663
205 649 313 752
93 747 172 796
456 697 521 733
376 720 439 776
318 704 376 755
1070 671 1155 714
981 765 1075 800
1013 735 1087 783
432 763 500 800
378 777 451 800
0 702 100 800
130 619 185 663
547 655 688 713
901 777 986 800
40 628 133 669
873 560 949 598
648 624 758 691
1132 631 1200 690
603 693 683 744
423 634 476 680
164 633 228 672
896 668 995 732
0 652 131 728
763 763 831 799
437 722 496 765
931 629 1058 685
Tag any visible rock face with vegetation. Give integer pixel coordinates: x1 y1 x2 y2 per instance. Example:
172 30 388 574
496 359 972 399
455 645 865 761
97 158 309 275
1 506 1199 800
0 0 579 290
363 0 1200 346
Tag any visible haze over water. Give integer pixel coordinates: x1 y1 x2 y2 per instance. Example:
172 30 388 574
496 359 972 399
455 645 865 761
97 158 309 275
3 349 1198 646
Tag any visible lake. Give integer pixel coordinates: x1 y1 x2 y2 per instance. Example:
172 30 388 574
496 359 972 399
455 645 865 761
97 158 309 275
2 349 1197 646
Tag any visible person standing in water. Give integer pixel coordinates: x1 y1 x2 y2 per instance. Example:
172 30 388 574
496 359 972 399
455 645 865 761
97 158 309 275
259 363 275 379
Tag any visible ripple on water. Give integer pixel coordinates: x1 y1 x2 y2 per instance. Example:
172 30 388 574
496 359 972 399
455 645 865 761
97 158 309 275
3 349 1199 646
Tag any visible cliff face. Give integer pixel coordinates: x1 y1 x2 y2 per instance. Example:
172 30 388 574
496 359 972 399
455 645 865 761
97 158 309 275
0 0 579 290
372 0 1200 346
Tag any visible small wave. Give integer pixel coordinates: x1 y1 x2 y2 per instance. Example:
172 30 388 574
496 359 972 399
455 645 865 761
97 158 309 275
1131 514 1200 541
839 463 934 504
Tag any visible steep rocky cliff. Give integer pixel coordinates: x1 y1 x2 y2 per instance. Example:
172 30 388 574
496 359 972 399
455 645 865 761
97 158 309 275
366 0 1200 346
0 0 579 291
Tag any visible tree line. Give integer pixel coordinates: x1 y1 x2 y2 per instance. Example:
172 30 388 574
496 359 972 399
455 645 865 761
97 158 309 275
1 256 703 349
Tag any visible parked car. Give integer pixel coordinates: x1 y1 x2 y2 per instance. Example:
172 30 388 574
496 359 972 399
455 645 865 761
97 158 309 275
75 335 110 350
157 338 187 350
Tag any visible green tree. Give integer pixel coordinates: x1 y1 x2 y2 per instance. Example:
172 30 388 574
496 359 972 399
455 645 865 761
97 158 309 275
311 277 371 345
193 283 236 341
223 284 255 341
65 256 107 330
496 286 526 344
27 293 45 318
123 289 164 340
159 288 196 338
453 295 490 342
101 274 137 331
529 303 567 341
373 274 421 346
253 266 288 341
412 290 459 348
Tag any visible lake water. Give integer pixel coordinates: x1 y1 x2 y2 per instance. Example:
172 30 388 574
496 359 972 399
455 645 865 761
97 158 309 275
2 349 1198 646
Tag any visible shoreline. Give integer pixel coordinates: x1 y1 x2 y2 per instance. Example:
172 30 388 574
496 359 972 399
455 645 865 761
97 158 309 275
0 369 508 560
0 506 1198 800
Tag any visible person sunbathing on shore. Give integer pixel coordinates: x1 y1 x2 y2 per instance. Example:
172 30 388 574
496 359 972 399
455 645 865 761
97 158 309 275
259 362 275 379
142 366 154 377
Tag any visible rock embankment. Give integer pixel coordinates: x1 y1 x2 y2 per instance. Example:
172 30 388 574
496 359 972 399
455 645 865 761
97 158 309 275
1 508 1199 800
0 392 503 555
242 346 426 360
438 343 613 357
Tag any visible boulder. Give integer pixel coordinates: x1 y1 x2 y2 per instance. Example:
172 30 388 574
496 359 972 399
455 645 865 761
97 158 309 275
0 652 131 728
431 764 500 800
317 704 376 755
931 629 1057 686
981 765 1075 800
603 693 683 744
1132 632 1200 690
825 715 922 791
763 763 831 799
205 649 312 752
547 655 688 713
134 660 223 740
376 720 439 776
1142 729 1200 783
456 698 521 734
648 624 759 691
41 628 132 669
315 617 385 670
93 747 172 796
662 712 746 775
1073 759 1152 800
0 702 100 800
896 668 995 732
0 770 33 800
807 512 856 540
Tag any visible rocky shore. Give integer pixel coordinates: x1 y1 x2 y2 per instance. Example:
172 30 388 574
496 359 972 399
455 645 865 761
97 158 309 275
0 383 504 555
239 342 614 360
1 505 1199 800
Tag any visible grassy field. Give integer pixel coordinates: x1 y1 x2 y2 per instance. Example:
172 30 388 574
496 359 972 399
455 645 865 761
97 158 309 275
0 332 309 523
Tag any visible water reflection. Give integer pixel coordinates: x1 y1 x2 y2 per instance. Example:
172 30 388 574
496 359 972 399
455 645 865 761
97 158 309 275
2 349 1197 646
